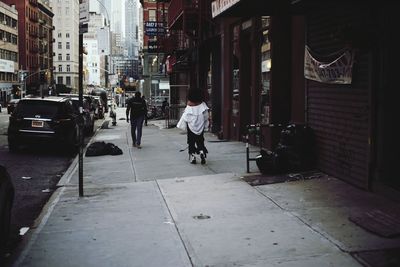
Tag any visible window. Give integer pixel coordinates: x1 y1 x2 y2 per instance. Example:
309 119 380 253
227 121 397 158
58 54 62 60
66 76 71 85
58 65 62 72
149 10 156 21
66 42 70 49
66 33 70 38
58 32 62 38
57 76 63 84
66 65 70 72
66 53 70 60
58 42 62 49
260 16 271 124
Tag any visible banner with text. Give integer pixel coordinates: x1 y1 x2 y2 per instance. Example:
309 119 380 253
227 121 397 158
304 46 354 84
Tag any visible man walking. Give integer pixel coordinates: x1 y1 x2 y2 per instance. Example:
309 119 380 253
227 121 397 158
126 91 147 148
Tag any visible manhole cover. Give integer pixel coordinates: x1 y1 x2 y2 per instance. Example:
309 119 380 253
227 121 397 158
193 214 211 220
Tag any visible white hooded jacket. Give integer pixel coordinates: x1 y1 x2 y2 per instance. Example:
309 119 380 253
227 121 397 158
177 102 209 135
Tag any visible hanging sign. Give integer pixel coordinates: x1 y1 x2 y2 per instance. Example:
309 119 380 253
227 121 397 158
145 21 166 36
211 0 240 18
304 46 354 84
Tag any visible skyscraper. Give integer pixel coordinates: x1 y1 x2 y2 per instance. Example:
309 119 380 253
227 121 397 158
125 0 139 59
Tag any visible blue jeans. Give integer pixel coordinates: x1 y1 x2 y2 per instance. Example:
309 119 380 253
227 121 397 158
130 115 144 145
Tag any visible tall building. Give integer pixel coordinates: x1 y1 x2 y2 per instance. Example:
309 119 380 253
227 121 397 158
49 0 79 91
38 0 54 95
0 1 18 104
3 0 54 95
84 12 106 87
125 0 139 59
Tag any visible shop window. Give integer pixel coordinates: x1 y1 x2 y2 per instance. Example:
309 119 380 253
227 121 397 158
260 16 271 124
232 24 240 117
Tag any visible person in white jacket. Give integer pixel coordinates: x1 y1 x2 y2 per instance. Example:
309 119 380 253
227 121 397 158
177 89 209 164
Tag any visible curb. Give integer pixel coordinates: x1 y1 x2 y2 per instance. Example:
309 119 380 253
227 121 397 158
57 118 106 186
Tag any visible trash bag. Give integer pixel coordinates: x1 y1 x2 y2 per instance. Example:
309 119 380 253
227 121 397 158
105 143 123 155
85 141 123 156
278 124 315 171
256 149 280 175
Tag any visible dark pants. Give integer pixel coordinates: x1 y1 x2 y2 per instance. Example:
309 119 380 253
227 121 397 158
187 128 208 155
130 115 144 145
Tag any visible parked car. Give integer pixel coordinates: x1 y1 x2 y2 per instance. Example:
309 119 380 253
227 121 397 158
0 165 14 256
90 88 108 113
69 96 95 135
92 96 104 119
7 96 80 152
7 99 20 114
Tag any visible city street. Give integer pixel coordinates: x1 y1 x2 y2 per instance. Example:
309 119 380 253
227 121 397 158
0 110 105 261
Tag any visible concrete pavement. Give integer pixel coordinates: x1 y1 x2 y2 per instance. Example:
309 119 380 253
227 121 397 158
8 107 400 267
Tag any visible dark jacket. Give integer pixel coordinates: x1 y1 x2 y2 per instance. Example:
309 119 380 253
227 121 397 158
126 96 146 119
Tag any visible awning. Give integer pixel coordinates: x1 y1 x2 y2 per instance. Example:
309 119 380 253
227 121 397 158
211 0 292 18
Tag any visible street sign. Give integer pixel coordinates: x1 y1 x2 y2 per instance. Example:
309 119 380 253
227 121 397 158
79 0 89 24
144 21 166 36
79 23 88 34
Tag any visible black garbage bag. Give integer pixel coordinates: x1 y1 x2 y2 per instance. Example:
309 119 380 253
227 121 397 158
85 141 123 156
105 143 123 155
256 149 287 175
278 124 315 171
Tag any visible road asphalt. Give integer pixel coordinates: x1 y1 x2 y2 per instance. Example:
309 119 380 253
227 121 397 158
7 107 400 267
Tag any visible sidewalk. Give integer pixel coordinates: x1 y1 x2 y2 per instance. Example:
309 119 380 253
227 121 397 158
9 107 400 267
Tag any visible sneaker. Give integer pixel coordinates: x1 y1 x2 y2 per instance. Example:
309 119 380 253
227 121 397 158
136 144 142 149
132 143 137 147
189 154 196 164
200 151 206 164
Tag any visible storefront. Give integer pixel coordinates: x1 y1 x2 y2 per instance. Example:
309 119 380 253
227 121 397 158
214 4 296 148
212 0 400 193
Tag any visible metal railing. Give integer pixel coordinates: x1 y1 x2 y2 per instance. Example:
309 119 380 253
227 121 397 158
165 104 185 128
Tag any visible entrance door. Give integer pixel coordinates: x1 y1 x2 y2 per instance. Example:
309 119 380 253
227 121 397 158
230 25 252 141
239 30 252 139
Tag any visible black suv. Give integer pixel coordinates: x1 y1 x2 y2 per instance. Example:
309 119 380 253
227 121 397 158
7 96 79 152
59 94 95 135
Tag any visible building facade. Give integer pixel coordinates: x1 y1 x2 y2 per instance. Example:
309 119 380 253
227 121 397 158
0 1 18 105
37 0 53 96
162 0 400 200
140 0 169 106
4 0 54 95
50 0 79 92
84 11 106 88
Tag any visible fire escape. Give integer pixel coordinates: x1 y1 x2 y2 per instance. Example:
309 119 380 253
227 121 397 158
160 0 201 74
